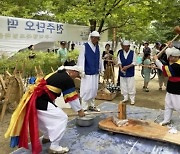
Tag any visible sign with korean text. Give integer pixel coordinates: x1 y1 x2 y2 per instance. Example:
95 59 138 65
0 16 90 42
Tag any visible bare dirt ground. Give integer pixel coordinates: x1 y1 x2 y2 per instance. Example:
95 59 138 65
0 68 166 154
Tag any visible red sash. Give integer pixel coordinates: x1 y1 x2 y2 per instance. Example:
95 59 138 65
18 79 57 154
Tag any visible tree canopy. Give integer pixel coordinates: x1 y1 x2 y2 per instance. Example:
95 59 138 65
0 0 179 43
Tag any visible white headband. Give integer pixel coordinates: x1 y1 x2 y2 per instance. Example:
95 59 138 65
58 65 84 77
166 47 180 58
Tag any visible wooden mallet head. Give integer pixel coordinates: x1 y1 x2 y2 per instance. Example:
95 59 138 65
174 26 180 35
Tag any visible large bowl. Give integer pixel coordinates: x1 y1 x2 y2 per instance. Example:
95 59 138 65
76 115 95 127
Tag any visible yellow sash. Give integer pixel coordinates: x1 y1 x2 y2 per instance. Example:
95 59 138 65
5 72 61 138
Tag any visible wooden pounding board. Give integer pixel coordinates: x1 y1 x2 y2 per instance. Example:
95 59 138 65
99 117 180 145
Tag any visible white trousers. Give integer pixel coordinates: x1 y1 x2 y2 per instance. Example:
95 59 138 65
163 92 180 122
37 102 68 146
120 77 136 102
81 99 95 110
80 74 99 110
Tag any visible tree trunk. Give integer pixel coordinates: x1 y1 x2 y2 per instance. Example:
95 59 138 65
89 19 96 32
98 19 105 33
112 28 116 51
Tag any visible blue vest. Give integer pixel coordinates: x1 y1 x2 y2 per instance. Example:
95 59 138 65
119 50 135 77
84 43 100 75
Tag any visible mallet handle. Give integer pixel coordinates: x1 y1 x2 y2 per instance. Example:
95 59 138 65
68 111 119 117
157 34 179 57
68 111 152 117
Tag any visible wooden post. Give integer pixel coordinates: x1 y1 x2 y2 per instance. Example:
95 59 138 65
118 102 126 119
0 77 12 121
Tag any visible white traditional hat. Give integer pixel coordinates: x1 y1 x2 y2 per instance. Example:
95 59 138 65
58 65 85 77
123 40 130 46
90 31 100 37
166 47 180 58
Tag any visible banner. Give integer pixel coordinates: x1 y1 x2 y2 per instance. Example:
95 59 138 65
0 16 108 55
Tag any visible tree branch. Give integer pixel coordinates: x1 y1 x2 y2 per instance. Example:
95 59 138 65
101 18 130 32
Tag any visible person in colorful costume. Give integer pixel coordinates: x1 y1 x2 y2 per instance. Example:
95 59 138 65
77 31 104 111
154 47 180 125
118 40 136 105
5 65 85 154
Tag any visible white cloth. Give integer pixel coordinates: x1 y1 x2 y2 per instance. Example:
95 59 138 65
77 41 103 109
37 102 68 146
58 65 85 78
118 50 136 66
69 98 82 112
155 59 163 71
80 74 99 101
120 77 136 102
151 47 159 56
162 92 180 123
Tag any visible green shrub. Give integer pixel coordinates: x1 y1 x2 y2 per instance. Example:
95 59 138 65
0 49 80 77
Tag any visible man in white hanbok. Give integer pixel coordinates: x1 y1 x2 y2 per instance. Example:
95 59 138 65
77 31 104 111
118 40 136 105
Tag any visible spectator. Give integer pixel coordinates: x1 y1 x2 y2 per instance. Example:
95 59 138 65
57 41 68 65
102 43 114 83
28 45 34 50
136 53 142 71
70 43 75 52
156 44 169 90
28 45 36 59
152 42 160 56
142 53 151 92
143 42 151 56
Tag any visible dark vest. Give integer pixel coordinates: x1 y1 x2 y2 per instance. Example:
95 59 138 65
119 50 135 77
84 43 100 75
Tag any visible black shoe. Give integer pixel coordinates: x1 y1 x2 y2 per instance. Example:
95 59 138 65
145 88 149 92
88 106 100 112
42 138 50 144
159 87 162 91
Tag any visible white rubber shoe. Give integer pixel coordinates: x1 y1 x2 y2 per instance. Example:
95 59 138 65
131 101 135 105
159 120 171 126
121 99 128 103
49 145 69 154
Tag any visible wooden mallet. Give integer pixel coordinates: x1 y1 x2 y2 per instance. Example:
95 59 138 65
157 26 180 58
